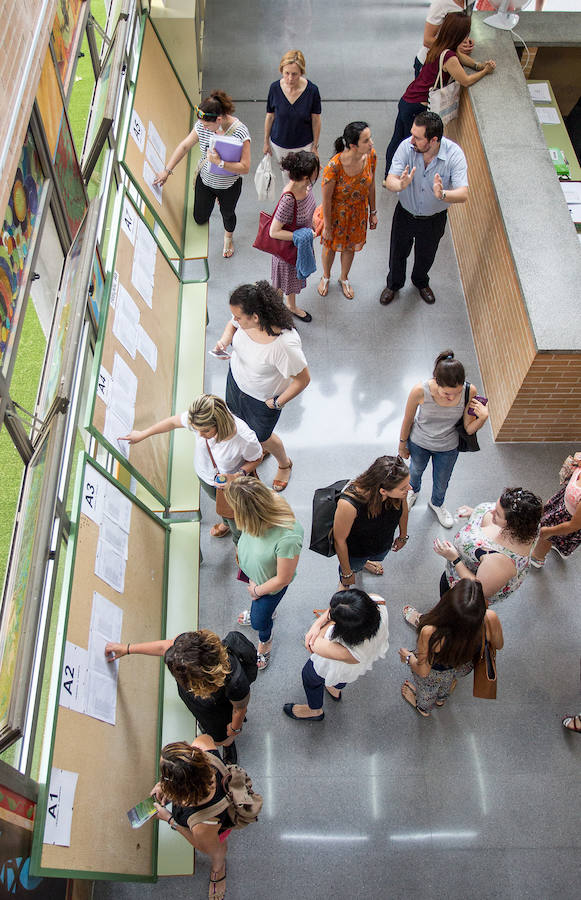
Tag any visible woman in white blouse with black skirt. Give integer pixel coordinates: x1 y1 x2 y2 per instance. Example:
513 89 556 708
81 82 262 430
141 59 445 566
213 281 310 492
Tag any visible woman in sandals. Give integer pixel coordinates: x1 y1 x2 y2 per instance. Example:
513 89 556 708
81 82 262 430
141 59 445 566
120 394 262 541
399 579 503 717
152 734 252 899
226 477 303 670
399 350 489 528
333 456 410 590
283 588 389 721
154 90 251 259
531 452 581 568
213 281 310 492
319 121 378 300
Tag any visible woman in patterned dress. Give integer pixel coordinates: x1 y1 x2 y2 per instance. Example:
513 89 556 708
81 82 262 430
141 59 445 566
532 452 581 567
269 151 319 322
318 122 378 300
432 487 543 605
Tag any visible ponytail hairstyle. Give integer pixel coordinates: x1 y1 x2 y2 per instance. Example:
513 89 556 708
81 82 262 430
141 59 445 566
334 121 369 154
198 90 235 120
433 350 465 388
281 150 320 183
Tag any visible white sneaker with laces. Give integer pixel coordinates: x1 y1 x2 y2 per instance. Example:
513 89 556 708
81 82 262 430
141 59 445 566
407 491 419 510
428 502 453 528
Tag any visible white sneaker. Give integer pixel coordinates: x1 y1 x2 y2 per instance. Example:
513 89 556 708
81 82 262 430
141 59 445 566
407 491 419 510
428 502 453 528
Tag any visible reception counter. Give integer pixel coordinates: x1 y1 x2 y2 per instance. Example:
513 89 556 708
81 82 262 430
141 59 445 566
446 13 581 442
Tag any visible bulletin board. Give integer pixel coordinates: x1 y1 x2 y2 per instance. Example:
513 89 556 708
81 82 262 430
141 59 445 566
31 455 169 881
121 17 193 255
87 189 181 505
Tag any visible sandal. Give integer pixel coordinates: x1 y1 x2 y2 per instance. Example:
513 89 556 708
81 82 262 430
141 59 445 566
401 680 430 717
403 605 421 627
273 459 293 492
317 276 330 296
338 278 355 300
223 237 234 258
257 650 271 670
237 609 251 626
562 714 581 733
210 522 231 538
209 864 226 900
364 560 383 576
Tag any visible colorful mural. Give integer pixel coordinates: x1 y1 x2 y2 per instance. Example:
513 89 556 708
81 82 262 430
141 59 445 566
54 113 87 241
0 786 66 897
51 0 84 94
0 132 45 371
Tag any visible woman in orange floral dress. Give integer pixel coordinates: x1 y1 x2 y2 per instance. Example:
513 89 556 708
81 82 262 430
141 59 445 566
319 122 378 300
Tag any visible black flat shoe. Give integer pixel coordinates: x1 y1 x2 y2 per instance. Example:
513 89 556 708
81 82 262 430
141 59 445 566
222 742 237 764
283 703 324 721
292 310 312 323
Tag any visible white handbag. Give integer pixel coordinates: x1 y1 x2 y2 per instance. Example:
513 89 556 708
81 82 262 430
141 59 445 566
254 153 277 202
428 50 461 126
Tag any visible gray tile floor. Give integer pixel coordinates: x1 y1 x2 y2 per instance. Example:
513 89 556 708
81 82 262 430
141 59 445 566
96 2 581 898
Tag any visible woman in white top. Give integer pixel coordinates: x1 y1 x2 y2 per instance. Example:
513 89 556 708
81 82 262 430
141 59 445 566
214 281 310 492
283 589 389 721
120 394 262 541
413 0 471 78
153 90 250 259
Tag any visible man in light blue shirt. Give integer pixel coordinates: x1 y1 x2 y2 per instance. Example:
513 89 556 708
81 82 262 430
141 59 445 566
380 111 468 306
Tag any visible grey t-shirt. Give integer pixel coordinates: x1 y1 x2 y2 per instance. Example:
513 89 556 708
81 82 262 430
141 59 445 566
410 381 464 451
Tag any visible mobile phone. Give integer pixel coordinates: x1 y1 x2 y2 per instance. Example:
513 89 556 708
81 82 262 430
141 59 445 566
127 796 157 829
209 348 231 360
236 568 250 583
468 394 487 415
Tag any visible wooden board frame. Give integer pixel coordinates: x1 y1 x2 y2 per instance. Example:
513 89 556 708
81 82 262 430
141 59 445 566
120 15 194 258
86 186 182 506
30 454 170 881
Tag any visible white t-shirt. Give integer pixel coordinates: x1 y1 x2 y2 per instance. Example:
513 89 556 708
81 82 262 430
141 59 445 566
416 0 466 65
180 411 262 486
311 602 389 686
195 119 251 190
229 323 308 401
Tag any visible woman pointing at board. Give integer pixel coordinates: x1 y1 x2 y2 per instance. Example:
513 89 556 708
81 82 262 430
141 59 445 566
154 90 251 259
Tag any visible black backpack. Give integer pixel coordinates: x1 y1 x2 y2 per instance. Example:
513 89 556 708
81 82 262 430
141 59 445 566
309 479 349 557
223 631 258 684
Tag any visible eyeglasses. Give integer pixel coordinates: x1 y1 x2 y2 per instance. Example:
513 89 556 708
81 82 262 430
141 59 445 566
195 106 218 122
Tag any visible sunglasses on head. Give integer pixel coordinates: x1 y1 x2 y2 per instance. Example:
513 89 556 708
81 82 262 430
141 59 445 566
195 106 218 122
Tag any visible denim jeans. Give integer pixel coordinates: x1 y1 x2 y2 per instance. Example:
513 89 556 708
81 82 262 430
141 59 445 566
408 436 459 506
302 658 347 710
339 548 390 578
250 586 288 642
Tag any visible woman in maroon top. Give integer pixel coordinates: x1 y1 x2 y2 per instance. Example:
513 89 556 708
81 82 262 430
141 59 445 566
383 12 495 178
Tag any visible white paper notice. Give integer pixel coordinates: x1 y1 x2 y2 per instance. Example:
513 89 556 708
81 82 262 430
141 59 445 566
121 197 137 245
535 106 560 125
103 485 132 533
43 769 79 847
112 284 140 358
145 139 164 181
569 204 581 224
95 537 126 593
131 257 154 307
129 109 146 152
136 324 158 372
148 120 166 164
560 182 581 204
87 593 123 724
110 270 120 309
80 464 109 526
112 352 138 405
104 407 131 460
528 82 551 103
96 365 111 405
99 515 130 559
143 159 163 205
86 672 118 725
59 642 89 714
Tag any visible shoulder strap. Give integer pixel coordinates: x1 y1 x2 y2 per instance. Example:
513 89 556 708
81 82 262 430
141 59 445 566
464 382 471 407
272 191 298 225
183 795 231 829
224 118 240 137
205 438 218 471
203 749 229 778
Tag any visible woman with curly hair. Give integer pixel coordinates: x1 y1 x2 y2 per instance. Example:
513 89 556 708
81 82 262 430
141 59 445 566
213 281 311 491
433 487 543 605
399 579 503 717
225 477 303 670
105 630 250 764
332 456 410 589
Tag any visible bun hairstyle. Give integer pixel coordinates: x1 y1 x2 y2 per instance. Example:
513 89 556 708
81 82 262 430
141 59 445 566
281 150 320 183
279 50 306 74
499 487 543 543
199 90 235 118
334 121 369 154
433 350 465 388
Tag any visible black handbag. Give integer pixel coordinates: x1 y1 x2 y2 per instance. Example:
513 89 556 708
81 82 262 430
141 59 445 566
455 383 480 453
309 479 349 557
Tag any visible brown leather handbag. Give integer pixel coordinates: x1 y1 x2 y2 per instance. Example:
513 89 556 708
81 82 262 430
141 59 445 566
205 440 236 520
473 628 497 700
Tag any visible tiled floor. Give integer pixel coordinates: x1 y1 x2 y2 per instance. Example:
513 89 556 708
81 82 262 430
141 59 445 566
95 2 581 898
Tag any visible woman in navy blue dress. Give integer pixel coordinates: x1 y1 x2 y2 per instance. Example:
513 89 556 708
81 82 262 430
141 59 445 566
263 49 322 182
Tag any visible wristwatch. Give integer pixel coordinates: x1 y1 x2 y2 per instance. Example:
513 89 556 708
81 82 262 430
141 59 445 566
441 189 447 201
272 396 282 410
218 159 225 169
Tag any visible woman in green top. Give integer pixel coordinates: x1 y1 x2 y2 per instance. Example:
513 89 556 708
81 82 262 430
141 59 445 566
225 477 303 670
